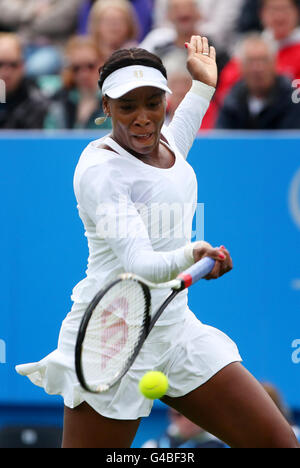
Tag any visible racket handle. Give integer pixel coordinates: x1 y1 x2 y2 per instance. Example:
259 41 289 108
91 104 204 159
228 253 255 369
177 257 215 289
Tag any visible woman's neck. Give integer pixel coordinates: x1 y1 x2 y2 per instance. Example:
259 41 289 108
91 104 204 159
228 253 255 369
110 134 175 169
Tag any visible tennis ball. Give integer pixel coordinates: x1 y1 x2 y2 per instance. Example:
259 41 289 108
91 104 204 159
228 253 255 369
139 371 168 400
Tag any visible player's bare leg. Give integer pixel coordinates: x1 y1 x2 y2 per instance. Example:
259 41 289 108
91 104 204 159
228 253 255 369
161 362 299 448
62 402 141 448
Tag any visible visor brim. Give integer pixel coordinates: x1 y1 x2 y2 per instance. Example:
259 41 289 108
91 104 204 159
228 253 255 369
105 81 172 99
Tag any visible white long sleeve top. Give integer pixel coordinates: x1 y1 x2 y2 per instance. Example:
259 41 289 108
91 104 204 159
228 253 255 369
71 81 214 325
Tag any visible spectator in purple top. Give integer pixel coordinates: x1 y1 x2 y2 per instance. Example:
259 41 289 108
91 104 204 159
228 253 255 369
87 0 139 62
78 0 153 41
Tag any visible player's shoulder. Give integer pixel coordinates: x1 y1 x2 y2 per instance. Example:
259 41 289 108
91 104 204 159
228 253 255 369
79 135 115 164
76 135 124 175
74 135 126 196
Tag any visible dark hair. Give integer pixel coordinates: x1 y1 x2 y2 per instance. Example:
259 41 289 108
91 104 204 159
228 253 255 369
98 48 167 91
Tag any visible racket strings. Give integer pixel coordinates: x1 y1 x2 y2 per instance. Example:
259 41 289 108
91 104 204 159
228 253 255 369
81 280 149 391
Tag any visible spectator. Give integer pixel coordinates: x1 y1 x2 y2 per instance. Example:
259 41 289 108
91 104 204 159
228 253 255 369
142 409 226 448
78 0 98 35
0 33 49 129
194 0 245 54
78 0 153 41
130 0 154 41
214 0 300 125
152 0 244 54
261 382 300 443
44 36 109 130
88 0 139 63
262 0 300 78
237 0 263 34
140 0 229 76
0 0 81 77
216 33 300 130
141 0 201 52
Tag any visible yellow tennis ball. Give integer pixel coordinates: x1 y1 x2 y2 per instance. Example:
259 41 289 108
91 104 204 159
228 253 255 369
139 371 169 400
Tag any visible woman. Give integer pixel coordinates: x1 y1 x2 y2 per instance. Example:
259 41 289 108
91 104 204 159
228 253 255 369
88 0 139 62
78 0 153 42
16 36 299 448
44 35 110 130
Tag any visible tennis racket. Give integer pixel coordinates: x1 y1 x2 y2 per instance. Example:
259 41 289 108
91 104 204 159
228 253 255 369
75 256 215 393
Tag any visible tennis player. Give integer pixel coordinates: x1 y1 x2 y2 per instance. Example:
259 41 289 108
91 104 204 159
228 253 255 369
16 36 299 448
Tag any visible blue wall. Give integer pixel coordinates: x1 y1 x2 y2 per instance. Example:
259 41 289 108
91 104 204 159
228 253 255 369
0 131 299 446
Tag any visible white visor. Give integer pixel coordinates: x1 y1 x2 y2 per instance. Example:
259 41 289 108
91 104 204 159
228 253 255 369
101 65 172 99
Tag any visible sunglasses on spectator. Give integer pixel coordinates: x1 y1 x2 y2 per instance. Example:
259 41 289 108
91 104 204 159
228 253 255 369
70 63 98 73
0 60 22 69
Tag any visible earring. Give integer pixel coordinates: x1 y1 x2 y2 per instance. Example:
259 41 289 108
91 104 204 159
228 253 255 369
95 115 108 125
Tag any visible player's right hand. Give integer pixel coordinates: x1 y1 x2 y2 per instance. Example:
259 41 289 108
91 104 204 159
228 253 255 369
193 242 233 280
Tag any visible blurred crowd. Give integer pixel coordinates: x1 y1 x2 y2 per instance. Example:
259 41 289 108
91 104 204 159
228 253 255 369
0 0 300 131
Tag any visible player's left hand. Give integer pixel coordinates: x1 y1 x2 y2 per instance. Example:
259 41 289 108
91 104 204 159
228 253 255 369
185 35 218 88
205 246 233 280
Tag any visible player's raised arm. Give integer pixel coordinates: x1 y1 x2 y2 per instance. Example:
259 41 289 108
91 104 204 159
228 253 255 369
166 35 217 159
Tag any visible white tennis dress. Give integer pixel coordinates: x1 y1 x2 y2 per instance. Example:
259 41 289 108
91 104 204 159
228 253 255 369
15 81 241 420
